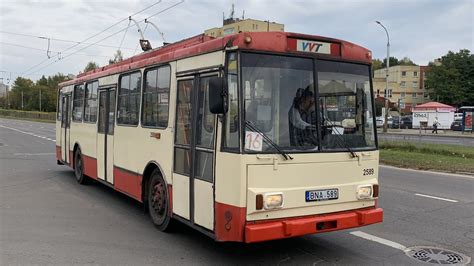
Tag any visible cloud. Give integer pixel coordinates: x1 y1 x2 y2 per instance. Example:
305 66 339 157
0 0 472 82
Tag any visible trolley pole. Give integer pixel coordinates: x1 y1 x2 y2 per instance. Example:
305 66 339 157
376 21 390 133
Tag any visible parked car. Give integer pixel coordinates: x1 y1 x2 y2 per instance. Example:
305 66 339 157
451 119 463 131
391 116 400 128
376 117 384 128
400 116 413 129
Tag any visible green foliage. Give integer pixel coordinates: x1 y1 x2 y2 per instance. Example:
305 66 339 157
7 73 69 112
400 56 417 66
381 56 400 68
372 58 383 73
84 61 99 73
425 49 473 106
108 50 124 65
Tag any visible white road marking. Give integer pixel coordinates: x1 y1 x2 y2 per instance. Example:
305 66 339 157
14 152 55 156
0 124 56 142
414 193 458 203
379 165 474 179
350 231 410 252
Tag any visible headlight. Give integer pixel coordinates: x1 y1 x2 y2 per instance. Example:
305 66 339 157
263 193 283 210
356 185 373 199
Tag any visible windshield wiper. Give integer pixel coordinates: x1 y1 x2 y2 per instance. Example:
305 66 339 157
322 115 359 159
244 120 293 160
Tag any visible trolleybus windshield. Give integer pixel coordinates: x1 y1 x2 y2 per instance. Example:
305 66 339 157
239 53 376 153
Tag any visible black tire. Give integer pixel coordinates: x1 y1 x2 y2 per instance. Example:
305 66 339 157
74 149 88 185
148 169 173 231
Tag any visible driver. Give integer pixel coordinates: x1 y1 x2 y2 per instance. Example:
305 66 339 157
288 87 318 147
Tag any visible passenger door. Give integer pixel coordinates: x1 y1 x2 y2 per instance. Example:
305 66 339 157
97 87 116 183
60 93 71 164
173 74 217 230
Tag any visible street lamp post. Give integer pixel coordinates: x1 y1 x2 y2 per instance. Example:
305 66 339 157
376 20 390 133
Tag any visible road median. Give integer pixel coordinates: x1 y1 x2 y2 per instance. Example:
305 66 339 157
379 141 474 175
0 109 55 123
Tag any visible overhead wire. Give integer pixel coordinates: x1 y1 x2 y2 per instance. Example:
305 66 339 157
24 0 184 77
0 30 136 50
20 0 163 75
0 41 111 58
118 20 131 52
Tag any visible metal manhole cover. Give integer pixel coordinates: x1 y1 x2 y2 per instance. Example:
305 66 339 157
406 246 471 265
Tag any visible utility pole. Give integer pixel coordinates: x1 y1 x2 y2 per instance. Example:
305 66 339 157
21 89 24 110
376 21 390 133
39 86 42 111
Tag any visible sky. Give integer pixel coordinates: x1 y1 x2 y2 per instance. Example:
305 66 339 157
0 0 472 83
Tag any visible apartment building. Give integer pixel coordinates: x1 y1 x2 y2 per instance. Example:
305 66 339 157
373 65 430 111
204 18 284 38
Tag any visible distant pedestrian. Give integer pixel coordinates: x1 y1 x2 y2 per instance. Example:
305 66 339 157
432 117 440 134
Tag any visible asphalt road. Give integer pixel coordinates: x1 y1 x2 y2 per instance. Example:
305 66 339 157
1 118 473 265
378 133 474 146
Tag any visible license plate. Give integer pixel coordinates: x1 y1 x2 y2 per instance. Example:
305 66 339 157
305 189 339 202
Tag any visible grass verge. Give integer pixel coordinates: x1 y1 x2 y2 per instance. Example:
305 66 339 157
379 141 474 174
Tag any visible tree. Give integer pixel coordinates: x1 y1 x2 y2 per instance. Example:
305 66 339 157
400 57 417 66
372 59 383 72
381 56 400 68
84 61 99 73
425 49 473 107
9 77 35 110
108 50 124 65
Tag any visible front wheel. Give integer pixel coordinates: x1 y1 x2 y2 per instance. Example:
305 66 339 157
148 169 174 231
74 150 88 185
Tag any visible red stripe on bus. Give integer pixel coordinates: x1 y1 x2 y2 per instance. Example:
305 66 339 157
69 150 73 167
168 184 173 217
244 207 383 243
82 155 97 180
56 145 61 161
330 43 341 56
215 202 246 242
113 167 142 202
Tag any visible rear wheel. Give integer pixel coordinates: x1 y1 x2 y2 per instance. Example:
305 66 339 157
74 150 88 185
148 169 173 231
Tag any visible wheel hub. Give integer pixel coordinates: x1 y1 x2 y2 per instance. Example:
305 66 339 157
152 182 166 217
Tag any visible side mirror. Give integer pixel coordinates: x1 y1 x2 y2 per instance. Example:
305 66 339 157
208 77 228 114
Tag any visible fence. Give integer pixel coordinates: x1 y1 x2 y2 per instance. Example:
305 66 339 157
0 109 56 121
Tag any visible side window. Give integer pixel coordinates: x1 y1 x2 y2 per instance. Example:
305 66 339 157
72 84 84 122
224 52 239 150
84 81 98 123
117 72 141 125
57 90 62 121
142 65 171 127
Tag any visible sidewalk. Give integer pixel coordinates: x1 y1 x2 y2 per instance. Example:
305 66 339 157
378 128 474 138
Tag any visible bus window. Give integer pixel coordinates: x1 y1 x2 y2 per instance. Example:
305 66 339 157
317 60 375 149
223 52 239 150
174 79 193 175
117 72 141 125
72 84 84 122
142 65 171 128
84 81 98 123
195 76 215 182
57 90 62 121
241 53 315 151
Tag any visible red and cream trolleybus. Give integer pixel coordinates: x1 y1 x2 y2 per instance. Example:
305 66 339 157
56 31 383 243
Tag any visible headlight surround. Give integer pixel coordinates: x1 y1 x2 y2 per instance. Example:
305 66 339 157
356 185 373 199
263 192 283 210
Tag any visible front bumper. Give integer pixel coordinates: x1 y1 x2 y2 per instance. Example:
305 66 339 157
244 207 383 243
